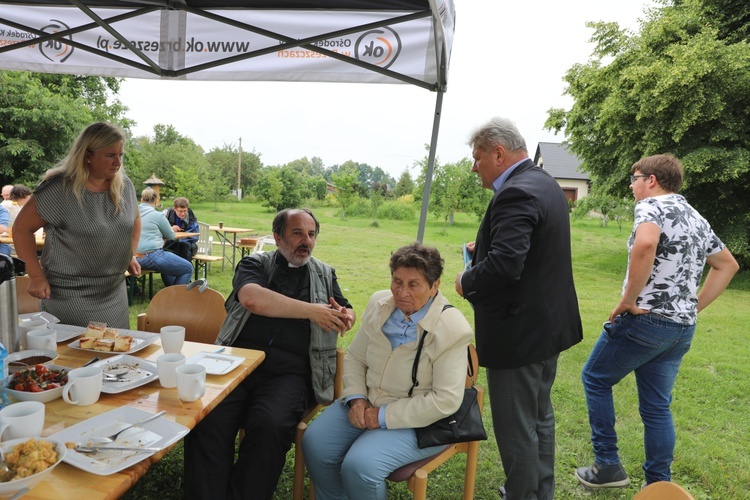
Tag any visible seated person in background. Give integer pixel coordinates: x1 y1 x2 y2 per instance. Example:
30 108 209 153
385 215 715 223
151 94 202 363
0 204 9 255
135 188 193 287
8 184 32 225
302 243 474 499
163 196 199 260
0 185 11 209
184 208 356 500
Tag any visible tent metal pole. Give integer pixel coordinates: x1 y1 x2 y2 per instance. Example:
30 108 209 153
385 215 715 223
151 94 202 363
416 88 444 243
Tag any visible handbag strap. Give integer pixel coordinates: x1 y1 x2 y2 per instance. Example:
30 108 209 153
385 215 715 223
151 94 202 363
408 304 454 397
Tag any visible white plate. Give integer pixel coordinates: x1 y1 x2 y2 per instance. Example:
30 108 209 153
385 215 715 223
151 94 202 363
67 329 159 355
18 311 60 325
48 407 188 476
90 355 159 394
185 351 244 375
50 324 86 342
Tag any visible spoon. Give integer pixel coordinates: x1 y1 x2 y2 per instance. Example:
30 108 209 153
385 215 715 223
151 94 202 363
102 367 130 381
88 410 167 445
0 446 11 482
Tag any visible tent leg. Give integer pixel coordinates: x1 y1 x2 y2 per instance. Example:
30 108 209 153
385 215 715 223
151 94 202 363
417 89 444 243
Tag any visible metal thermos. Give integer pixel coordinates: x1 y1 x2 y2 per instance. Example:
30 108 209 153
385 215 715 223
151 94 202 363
0 254 21 353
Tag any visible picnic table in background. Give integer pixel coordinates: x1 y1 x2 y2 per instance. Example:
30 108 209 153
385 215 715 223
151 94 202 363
208 226 253 271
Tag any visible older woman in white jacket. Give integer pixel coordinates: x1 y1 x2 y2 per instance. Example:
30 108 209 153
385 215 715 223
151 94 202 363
302 243 474 500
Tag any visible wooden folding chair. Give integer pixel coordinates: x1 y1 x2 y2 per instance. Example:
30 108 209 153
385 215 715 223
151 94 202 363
384 344 484 500
292 348 345 500
15 274 40 314
633 481 695 499
136 280 226 344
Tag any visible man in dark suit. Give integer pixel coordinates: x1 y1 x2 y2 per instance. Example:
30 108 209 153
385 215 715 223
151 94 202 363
455 116 583 499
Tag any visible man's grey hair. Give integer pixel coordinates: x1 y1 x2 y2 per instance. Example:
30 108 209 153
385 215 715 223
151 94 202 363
468 117 528 153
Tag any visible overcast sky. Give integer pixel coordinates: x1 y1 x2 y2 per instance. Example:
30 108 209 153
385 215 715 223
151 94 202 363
118 1 655 179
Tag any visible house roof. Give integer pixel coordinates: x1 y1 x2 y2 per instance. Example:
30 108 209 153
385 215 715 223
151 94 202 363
533 142 588 181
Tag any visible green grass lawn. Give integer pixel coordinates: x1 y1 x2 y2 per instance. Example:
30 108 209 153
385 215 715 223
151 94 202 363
123 200 750 499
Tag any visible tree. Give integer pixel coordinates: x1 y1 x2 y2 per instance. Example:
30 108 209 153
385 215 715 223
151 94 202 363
309 176 328 201
429 161 463 231
254 168 283 211
393 169 415 198
331 164 360 219
254 165 307 211
129 125 208 199
546 0 750 266
0 70 127 186
573 191 634 232
370 183 384 225
205 144 262 197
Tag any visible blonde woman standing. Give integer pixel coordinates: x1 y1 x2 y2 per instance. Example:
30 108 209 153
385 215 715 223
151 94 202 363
13 122 141 328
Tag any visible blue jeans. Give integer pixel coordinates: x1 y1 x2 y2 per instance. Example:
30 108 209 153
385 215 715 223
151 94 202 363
302 400 445 500
136 249 193 286
581 313 695 483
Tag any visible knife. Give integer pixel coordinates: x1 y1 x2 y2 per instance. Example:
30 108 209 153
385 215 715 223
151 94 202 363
75 445 161 453
82 357 100 367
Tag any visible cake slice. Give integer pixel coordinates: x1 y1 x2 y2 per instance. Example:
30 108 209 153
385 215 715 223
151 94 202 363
92 338 115 352
84 322 107 339
113 336 133 352
79 337 97 350
103 328 119 339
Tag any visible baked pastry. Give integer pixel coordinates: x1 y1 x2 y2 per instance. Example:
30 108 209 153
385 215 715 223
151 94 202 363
93 339 116 352
103 328 119 339
113 336 133 352
80 323 132 352
79 337 96 350
84 321 107 339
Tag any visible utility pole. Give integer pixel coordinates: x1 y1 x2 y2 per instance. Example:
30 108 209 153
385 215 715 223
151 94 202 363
237 137 242 201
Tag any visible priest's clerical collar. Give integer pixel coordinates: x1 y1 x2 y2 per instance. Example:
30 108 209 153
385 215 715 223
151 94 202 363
275 251 306 269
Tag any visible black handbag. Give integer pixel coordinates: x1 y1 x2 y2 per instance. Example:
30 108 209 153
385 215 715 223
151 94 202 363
408 311 488 449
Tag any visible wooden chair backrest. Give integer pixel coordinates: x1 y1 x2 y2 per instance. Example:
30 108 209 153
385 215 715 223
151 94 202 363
139 284 226 344
15 275 40 314
633 481 695 500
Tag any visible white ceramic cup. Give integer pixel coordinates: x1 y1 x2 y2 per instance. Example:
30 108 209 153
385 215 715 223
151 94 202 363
175 364 206 402
160 326 185 354
0 401 45 441
18 319 48 350
26 328 57 352
157 353 186 389
62 366 103 406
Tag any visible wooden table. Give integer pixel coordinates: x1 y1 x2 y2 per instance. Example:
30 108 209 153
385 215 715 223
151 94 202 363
0 232 196 250
208 226 253 271
173 231 199 240
0 234 44 250
23 339 265 499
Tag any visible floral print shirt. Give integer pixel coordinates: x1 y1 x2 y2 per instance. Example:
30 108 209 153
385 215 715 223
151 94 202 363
624 194 724 325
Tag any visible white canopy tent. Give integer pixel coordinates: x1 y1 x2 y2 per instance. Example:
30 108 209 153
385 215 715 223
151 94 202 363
0 0 456 242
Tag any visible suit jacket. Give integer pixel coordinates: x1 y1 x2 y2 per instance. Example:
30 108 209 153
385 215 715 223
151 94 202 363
462 159 582 369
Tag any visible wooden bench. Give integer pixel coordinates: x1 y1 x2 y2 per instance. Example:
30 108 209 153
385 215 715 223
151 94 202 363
192 254 224 280
238 238 259 258
125 269 155 306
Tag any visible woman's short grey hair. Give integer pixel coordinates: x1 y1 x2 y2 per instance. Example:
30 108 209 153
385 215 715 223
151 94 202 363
468 117 528 153
389 242 444 287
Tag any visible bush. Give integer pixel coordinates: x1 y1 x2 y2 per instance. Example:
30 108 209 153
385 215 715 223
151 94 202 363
343 197 370 217
377 200 415 221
